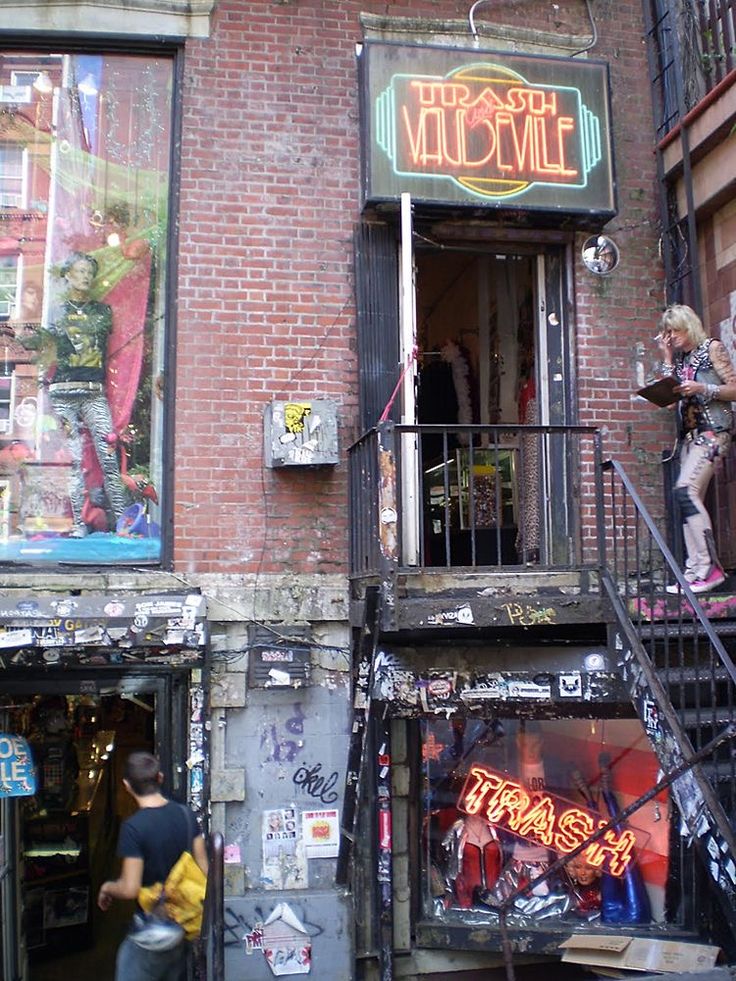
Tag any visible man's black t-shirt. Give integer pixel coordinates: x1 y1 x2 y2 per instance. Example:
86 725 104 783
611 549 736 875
118 800 199 886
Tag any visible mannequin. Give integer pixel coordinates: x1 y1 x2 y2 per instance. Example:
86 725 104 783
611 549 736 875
20 252 127 535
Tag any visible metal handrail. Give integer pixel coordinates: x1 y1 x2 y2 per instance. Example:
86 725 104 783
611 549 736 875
600 456 736 941
201 831 224 981
602 457 736 682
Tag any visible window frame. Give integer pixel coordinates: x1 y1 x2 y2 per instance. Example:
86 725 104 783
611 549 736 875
0 38 184 570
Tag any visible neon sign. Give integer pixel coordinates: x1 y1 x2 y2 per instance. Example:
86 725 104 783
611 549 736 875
361 44 616 218
458 764 636 877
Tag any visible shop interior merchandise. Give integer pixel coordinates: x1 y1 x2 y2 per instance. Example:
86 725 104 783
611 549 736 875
1 691 155 981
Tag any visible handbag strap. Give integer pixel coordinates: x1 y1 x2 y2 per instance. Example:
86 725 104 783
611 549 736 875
156 803 193 904
178 801 195 851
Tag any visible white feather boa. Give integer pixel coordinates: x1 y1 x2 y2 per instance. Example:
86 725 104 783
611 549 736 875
441 340 472 442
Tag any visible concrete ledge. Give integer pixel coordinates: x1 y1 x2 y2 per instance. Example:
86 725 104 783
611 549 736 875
0 0 216 37
0 571 349 623
631 970 733 981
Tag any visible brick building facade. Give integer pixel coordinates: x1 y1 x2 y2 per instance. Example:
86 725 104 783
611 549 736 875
3 1 735 980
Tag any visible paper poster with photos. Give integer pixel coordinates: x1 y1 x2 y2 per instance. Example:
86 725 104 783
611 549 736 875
0 50 173 564
262 807 307 891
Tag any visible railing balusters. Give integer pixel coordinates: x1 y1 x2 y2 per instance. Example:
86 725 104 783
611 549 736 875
442 428 451 568
348 423 600 576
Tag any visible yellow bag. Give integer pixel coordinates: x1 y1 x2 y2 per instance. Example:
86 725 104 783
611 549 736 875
138 851 207 942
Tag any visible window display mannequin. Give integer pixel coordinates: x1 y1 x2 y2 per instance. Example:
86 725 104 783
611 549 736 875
19 252 127 536
442 812 501 908
564 853 602 917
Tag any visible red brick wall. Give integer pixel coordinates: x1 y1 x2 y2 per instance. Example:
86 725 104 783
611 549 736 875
174 0 668 574
572 0 671 513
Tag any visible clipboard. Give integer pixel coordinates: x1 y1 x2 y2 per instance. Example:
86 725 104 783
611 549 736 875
636 375 681 407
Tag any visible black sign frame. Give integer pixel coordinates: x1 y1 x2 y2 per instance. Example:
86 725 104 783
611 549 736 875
359 40 617 222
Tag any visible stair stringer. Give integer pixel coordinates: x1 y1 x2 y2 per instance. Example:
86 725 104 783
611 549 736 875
337 584 382 885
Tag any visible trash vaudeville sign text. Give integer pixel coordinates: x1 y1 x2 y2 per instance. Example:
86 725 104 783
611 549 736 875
459 764 638 876
360 42 616 220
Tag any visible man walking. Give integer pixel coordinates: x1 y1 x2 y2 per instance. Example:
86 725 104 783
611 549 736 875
98 751 208 980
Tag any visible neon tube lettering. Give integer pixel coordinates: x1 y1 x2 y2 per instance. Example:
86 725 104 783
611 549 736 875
515 795 556 845
484 780 531 825
463 766 504 814
554 807 595 852
586 824 637 877
396 76 582 186
457 763 638 877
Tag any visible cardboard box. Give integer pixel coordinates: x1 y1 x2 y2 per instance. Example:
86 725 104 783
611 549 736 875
559 935 721 975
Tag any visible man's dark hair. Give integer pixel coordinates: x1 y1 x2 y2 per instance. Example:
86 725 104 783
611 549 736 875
124 751 161 796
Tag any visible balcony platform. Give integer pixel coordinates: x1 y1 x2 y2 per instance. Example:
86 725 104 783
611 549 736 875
350 568 613 635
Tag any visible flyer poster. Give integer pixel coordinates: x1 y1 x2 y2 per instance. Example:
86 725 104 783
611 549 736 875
262 808 306 890
302 808 339 859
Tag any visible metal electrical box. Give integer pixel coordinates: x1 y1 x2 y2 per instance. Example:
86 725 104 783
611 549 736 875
264 399 339 467
247 624 312 688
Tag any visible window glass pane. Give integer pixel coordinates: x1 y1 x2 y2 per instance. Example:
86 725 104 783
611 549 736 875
0 50 173 564
0 147 24 208
421 717 670 928
0 256 19 318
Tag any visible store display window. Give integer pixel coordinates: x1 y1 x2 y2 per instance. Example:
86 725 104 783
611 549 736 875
0 50 174 563
421 717 670 928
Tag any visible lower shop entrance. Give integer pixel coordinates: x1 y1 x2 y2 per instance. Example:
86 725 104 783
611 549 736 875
0 671 189 981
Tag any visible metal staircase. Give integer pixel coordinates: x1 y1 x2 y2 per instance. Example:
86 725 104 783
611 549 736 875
340 433 736 973
600 458 736 938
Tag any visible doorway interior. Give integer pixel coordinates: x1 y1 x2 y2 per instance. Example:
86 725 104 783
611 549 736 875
0 672 186 981
414 246 543 566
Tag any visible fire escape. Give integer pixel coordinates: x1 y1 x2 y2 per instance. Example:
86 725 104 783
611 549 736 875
340 421 736 975
338 6 736 969
643 0 736 307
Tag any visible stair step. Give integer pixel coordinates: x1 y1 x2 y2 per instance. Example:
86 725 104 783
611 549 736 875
629 588 736 623
655 665 734 681
679 707 736 727
638 620 736 638
654 667 736 690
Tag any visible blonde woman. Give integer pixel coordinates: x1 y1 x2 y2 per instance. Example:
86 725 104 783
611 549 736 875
657 305 736 593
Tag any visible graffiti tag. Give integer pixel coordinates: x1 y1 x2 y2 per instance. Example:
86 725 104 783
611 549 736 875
503 603 556 626
292 762 339 804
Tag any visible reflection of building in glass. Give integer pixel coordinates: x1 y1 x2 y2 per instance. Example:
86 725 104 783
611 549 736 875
0 51 171 562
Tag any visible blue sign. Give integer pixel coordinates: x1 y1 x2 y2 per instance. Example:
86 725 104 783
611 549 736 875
0 734 36 797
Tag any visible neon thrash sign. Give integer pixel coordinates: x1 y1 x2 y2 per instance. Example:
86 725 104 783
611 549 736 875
458 764 636 877
362 44 616 216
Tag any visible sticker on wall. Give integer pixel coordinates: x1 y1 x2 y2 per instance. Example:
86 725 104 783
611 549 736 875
262 903 311 975
559 671 583 697
0 733 36 797
302 809 339 859
371 650 419 705
224 844 242 864
507 679 552 700
262 808 307 891
426 603 474 626
460 674 509 702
